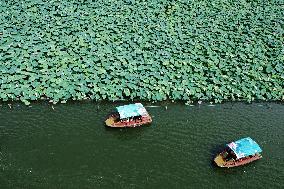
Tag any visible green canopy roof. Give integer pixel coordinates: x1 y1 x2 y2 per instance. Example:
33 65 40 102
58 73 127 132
116 103 148 119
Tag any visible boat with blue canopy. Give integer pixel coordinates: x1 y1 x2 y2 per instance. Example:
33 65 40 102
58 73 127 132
105 103 152 127
214 137 262 168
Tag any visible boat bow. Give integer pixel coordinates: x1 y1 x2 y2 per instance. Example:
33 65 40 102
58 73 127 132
214 154 225 167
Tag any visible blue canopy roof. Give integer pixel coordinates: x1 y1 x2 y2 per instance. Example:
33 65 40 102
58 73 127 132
116 103 148 119
227 137 262 159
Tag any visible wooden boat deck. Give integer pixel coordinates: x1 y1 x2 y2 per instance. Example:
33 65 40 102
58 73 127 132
214 154 262 168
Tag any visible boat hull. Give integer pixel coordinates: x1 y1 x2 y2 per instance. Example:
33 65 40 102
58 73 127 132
105 115 152 128
214 154 262 168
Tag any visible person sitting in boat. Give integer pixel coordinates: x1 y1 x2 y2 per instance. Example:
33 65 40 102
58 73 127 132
223 148 236 161
133 116 141 123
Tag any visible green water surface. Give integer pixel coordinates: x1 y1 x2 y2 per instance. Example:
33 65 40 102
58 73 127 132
0 102 283 189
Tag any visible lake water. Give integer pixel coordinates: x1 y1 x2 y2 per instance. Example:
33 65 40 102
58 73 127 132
0 102 283 189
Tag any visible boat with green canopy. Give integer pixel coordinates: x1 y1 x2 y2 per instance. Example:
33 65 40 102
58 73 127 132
105 103 152 128
214 137 263 168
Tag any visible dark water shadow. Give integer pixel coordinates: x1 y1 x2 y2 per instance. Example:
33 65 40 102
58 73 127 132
208 143 227 169
104 125 151 141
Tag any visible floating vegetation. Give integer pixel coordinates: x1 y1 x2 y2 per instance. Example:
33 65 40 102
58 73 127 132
0 0 283 104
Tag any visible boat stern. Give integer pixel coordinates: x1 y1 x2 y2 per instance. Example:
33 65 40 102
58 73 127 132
214 154 226 167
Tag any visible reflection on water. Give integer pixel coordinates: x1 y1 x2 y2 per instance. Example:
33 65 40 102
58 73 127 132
0 102 283 188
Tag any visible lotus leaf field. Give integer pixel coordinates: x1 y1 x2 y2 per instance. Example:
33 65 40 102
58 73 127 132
0 0 283 104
